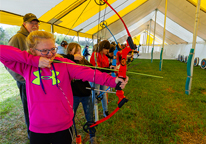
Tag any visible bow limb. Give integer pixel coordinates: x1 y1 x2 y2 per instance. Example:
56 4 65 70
101 0 136 78
88 0 135 129
89 96 128 127
103 0 135 51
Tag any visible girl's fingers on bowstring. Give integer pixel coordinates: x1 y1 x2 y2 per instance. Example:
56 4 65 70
39 57 51 68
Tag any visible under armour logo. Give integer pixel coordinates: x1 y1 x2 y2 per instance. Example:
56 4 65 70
32 70 60 85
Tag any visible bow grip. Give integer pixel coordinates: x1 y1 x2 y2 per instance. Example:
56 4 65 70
118 98 128 108
115 77 125 90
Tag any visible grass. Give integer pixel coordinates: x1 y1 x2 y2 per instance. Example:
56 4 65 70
0 59 206 144
0 63 30 144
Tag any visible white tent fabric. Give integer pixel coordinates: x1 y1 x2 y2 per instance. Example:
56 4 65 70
108 10 204 44
138 43 206 66
0 0 61 18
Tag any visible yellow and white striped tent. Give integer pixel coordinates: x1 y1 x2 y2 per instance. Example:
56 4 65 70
0 0 206 44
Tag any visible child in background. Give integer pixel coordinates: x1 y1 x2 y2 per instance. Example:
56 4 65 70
65 42 97 144
106 44 116 65
90 40 115 117
0 31 128 144
57 40 68 55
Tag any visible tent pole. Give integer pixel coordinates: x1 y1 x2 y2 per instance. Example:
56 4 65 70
92 35 94 47
185 0 201 95
159 0 167 71
51 24 54 34
151 9 158 63
77 32 79 43
146 25 149 53
148 19 152 53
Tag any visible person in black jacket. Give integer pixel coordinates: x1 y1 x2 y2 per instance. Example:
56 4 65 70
66 42 97 144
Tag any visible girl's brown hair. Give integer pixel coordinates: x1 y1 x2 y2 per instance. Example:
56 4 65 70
92 44 98 52
67 42 81 54
97 40 110 52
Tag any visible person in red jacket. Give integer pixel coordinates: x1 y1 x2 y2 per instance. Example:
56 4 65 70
90 40 115 117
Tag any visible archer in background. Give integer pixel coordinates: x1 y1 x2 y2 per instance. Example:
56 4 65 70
66 42 97 144
0 31 128 144
106 43 116 65
82 45 91 60
90 40 116 117
134 44 141 57
57 40 68 55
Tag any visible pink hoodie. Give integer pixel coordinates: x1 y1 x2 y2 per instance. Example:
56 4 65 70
0 45 116 133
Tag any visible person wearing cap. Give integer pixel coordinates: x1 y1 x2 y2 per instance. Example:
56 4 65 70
57 41 68 55
5 13 39 139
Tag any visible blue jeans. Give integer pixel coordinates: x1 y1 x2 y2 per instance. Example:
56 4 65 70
90 83 108 112
85 55 88 61
73 96 95 138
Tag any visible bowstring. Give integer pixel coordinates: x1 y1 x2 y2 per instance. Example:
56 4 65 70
92 0 103 90
54 0 92 141
91 0 108 123
91 0 102 124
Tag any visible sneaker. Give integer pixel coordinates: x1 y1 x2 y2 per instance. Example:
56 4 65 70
90 137 97 144
103 111 109 117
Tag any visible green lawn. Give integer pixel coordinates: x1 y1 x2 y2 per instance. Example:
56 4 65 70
0 63 30 144
0 59 206 144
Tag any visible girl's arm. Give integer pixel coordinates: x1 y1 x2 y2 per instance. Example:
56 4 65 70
65 58 116 88
0 45 40 76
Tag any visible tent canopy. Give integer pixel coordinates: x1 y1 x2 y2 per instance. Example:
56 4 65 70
0 0 206 44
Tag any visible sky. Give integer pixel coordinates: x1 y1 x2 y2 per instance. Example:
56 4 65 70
0 23 14 28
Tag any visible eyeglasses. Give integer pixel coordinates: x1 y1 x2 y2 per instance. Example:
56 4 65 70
27 21 40 26
35 47 57 55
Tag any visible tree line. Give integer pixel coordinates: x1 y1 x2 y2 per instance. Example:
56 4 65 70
0 26 93 47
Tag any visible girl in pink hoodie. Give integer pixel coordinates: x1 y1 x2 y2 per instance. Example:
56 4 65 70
0 31 128 144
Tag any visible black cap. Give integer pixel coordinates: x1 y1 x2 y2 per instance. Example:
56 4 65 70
23 13 39 22
61 41 68 46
